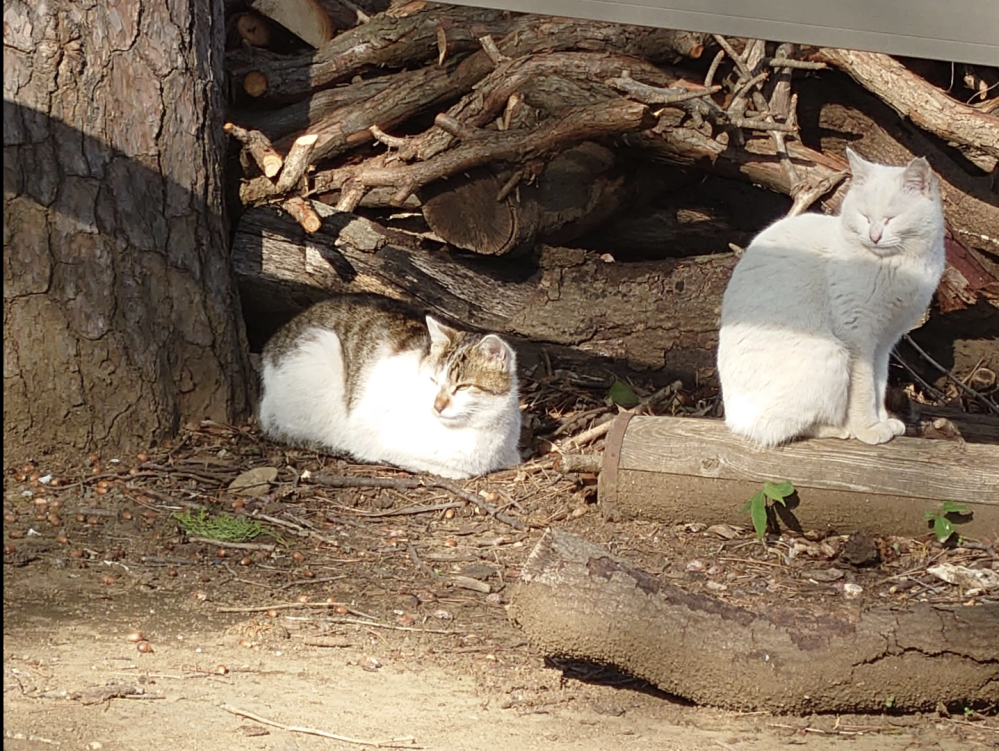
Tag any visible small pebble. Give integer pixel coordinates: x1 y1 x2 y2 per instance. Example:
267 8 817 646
843 582 863 599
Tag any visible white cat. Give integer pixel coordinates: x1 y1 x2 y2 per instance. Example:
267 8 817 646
258 294 522 478
717 149 946 446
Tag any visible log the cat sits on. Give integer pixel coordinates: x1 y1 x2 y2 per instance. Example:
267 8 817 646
717 149 946 446
258 294 522 478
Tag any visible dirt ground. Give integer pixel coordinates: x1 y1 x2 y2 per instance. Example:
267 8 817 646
4 406 997 751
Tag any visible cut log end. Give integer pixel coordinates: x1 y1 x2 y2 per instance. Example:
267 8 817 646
262 155 283 178
251 0 334 49
243 71 269 98
235 12 272 47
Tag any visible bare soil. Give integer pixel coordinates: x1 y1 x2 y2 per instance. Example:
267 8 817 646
4 407 997 751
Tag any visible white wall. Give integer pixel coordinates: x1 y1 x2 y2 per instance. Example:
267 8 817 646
451 0 999 65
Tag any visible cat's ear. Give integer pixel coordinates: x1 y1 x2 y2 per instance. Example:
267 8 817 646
902 156 935 196
426 316 458 346
845 148 873 184
478 335 514 370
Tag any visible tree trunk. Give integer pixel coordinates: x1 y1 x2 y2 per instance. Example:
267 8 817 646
509 528 999 713
3 0 251 462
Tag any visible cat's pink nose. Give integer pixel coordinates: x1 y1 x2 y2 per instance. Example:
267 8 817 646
869 222 884 244
434 393 450 413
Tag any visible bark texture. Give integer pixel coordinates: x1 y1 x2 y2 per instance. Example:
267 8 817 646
510 528 999 713
597 415 999 537
231 204 731 379
3 0 251 461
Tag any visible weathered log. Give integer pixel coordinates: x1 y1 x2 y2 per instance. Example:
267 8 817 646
227 4 513 100
231 203 732 379
811 48 999 170
597 415 999 537
509 527 999 713
420 142 629 255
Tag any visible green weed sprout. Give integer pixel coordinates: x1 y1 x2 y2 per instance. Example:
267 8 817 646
924 501 968 543
743 480 795 540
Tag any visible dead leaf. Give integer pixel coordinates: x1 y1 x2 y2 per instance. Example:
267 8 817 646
228 467 279 497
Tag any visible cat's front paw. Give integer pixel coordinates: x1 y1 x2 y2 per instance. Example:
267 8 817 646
852 419 905 445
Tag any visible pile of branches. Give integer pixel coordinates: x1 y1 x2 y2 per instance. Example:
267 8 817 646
223 0 999 388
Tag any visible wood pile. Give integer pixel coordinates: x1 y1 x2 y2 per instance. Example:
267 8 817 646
224 0 999 401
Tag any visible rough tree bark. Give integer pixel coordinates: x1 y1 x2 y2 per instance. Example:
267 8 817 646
510 528 999 713
3 0 251 461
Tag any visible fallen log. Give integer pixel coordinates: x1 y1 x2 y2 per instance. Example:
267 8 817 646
231 203 733 378
509 527 999 713
597 415 999 537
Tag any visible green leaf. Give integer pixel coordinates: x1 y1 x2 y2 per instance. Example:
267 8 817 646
924 510 937 521
763 480 794 505
747 491 768 540
607 380 640 408
939 501 968 515
933 515 955 542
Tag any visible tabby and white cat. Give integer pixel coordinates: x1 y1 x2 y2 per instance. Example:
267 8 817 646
258 294 522 478
717 149 946 446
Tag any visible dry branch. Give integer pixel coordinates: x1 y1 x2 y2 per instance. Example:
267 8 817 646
224 122 283 178
280 196 322 233
313 99 655 210
812 48 999 169
274 134 319 193
220 704 416 748
229 5 514 100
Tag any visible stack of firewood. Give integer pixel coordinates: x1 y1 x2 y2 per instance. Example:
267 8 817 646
223 0 999 403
